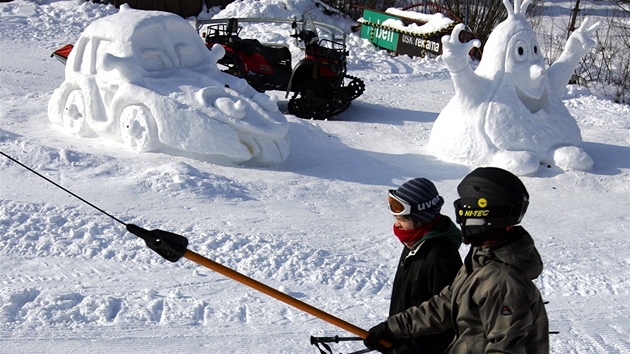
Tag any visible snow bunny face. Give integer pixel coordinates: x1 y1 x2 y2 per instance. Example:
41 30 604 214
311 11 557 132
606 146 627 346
505 29 549 113
476 0 550 113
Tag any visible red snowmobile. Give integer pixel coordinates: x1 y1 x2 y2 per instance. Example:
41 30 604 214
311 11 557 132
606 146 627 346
198 15 364 119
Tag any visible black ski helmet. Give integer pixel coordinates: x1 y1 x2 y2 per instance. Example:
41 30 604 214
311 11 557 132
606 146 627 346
454 167 529 228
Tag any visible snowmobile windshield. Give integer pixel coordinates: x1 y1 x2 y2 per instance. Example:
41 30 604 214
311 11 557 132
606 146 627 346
301 14 319 44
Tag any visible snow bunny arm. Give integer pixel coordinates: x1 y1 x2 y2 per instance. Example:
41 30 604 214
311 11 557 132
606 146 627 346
441 24 480 74
548 17 601 98
441 24 482 96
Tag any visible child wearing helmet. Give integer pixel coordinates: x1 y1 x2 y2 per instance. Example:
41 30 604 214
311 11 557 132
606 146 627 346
384 178 463 354
365 168 549 354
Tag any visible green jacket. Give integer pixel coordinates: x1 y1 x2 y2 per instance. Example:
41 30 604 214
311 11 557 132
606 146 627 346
387 227 549 354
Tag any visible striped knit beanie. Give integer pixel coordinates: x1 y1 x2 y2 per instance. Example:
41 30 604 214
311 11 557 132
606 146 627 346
394 178 444 224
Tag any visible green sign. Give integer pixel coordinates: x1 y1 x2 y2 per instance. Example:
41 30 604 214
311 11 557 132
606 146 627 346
360 9 399 52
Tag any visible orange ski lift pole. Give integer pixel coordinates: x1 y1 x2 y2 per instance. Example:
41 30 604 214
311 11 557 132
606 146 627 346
126 224 392 347
186 249 366 336
0 150 390 349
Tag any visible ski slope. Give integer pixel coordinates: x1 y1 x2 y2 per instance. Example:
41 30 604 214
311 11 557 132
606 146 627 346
1 0 629 353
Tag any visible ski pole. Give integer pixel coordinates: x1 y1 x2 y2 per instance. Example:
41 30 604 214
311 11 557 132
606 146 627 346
310 335 366 354
1 150 391 349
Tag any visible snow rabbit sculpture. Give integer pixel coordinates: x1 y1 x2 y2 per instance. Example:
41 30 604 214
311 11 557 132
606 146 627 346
428 0 600 175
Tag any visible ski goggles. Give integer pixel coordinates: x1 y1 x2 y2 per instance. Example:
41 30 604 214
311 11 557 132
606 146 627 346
388 190 412 216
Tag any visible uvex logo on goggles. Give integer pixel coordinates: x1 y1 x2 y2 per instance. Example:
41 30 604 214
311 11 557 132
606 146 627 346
388 190 440 216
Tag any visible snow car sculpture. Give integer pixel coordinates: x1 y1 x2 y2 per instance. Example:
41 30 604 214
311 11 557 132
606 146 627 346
428 0 600 175
48 5 289 166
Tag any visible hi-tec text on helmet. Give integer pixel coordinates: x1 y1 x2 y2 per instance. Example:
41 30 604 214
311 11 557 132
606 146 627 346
458 209 490 218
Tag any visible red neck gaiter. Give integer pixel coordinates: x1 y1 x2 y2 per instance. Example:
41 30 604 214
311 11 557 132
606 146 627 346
393 215 441 247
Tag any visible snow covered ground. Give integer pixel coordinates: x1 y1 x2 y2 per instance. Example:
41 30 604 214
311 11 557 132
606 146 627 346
1 0 629 353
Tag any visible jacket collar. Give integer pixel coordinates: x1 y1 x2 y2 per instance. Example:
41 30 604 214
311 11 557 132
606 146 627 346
470 227 543 280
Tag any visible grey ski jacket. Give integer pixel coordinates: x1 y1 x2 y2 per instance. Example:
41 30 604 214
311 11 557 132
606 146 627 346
387 227 549 353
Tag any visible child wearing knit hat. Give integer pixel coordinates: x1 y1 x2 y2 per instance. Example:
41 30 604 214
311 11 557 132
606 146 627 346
383 178 463 354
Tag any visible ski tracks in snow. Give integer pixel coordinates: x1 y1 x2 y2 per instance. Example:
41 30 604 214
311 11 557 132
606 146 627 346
548 294 630 353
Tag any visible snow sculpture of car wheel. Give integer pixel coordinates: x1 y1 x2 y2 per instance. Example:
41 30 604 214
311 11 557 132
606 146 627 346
120 105 158 152
62 90 90 135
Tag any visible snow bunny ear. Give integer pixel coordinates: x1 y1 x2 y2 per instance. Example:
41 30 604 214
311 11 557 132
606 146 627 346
504 0 532 17
520 0 533 14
